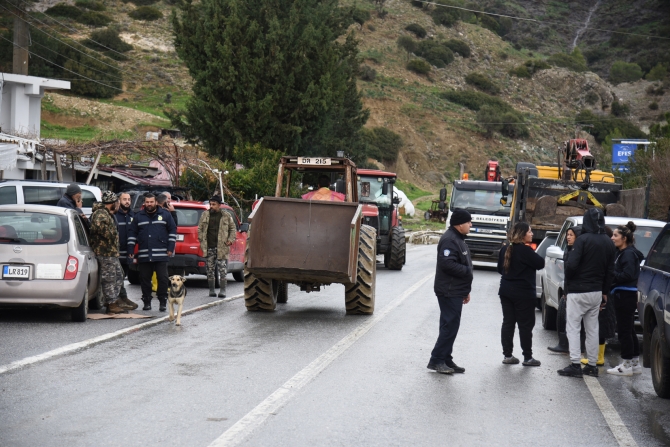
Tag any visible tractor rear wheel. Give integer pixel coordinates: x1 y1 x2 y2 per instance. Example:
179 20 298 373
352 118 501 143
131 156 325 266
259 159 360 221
244 236 278 311
277 281 288 303
345 225 376 315
386 226 405 270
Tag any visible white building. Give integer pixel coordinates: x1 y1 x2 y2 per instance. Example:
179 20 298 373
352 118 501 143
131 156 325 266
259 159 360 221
0 73 70 179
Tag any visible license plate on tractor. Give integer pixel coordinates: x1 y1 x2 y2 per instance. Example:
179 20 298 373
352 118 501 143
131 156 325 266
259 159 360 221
298 157 331 166
3 265 30 279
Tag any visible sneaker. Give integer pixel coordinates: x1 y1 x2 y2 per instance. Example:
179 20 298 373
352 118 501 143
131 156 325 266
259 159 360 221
426 362 454 374
446 360 465 373
502 356 520 365
557 363 583 377
523 358 541 367
632 359 642 374
583 364 599 377
607 362 633 377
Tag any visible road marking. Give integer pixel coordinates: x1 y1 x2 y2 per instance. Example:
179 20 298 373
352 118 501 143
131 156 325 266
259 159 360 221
0 294 243 376
584 376 639 447
208 273 435 447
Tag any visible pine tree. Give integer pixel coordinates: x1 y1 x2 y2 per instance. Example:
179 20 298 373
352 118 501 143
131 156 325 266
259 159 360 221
171 0 369 160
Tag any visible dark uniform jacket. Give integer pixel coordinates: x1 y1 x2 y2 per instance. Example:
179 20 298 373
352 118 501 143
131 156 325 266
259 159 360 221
127 207 177 263
565 208 615 294
89 202 119 257
116 208 134 264
434 227 473 298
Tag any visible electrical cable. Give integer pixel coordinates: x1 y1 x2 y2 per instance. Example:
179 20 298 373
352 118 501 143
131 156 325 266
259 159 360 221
0 34 124 92
12 0 137 59
0 3 142 79
415 0 670 41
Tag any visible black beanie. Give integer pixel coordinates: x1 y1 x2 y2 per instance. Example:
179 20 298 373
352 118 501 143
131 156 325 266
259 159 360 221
450 208 471 226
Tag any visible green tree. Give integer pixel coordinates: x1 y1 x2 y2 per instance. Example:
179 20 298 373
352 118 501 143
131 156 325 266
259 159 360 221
171 0 368 160
646 63 668 81
476 106 502 138
609 61 643 84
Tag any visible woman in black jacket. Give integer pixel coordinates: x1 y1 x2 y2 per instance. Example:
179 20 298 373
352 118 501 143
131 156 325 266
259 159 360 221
498 222 545 366
607 221 644 376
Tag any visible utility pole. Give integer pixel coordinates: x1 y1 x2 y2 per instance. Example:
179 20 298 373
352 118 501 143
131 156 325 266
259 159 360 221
11 1 29 75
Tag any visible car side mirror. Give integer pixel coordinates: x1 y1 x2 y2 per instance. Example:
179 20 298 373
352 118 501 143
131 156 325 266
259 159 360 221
240 223 250 233
501 179 509 196
382 181 389 196
546 245 563 259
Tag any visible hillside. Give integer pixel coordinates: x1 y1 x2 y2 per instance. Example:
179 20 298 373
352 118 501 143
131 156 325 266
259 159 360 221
1 0 668 190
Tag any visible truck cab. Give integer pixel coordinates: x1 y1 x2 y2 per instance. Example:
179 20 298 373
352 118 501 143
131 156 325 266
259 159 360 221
639 224 670 398
447 180 510 264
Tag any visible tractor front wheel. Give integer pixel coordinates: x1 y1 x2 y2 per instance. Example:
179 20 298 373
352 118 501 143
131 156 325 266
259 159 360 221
386 226 405 270
345 225 377 315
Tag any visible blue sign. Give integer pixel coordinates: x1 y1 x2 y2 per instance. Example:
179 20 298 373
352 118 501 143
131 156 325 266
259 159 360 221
612 143 636 164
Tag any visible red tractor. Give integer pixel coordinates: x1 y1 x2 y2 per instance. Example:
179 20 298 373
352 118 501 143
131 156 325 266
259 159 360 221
485 160 501 182
357 169 406 270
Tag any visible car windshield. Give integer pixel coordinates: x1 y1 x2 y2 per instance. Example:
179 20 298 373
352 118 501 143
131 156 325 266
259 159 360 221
451 187 510 215
357 175 392 206
174 208 204 227
634 226 663 258
0 211 70 245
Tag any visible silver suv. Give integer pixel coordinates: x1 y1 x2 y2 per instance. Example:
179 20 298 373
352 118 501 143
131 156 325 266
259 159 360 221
0 181 101 216
540 216 666 330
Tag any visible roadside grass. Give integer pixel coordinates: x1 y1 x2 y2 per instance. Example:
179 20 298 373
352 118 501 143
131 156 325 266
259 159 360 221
395 179 432 201
41 121 135 141
402 217 445 232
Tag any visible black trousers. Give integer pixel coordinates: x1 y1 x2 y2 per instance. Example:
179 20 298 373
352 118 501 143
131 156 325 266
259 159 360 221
500 295 536 359
430 295 463 363
138 262 168 301
613 290 640 360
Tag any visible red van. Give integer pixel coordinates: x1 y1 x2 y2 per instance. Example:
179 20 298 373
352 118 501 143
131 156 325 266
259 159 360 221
128 201 248 283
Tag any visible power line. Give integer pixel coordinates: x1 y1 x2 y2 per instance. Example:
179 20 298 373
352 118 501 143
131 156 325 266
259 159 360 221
417 0 670 41
12 0 138 59
0 34 125 92
0 2 142 80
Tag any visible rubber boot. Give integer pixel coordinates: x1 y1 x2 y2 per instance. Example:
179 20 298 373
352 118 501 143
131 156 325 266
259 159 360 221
142 298 152 311
218 278 226 298
581 344 606 366
548 332 569 353
208 279 217 297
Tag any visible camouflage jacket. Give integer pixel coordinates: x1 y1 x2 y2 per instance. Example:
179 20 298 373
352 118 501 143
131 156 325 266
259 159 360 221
89 202 120 257
197 208 237 259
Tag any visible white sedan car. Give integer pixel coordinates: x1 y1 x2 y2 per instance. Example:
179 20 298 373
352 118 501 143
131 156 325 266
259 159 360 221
0 205 100 322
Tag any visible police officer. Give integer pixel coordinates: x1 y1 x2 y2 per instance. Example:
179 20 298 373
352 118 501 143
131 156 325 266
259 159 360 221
127 193 177 311
90 191 125 314
427 208 473 374
115 192 137 310
198 196 237 298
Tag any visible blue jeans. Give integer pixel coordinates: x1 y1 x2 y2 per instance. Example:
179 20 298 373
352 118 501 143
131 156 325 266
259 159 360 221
430 295 464 363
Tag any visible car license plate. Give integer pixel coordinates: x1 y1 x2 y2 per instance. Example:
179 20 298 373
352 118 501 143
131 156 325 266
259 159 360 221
298 157 331 166
474 228 492 234
3 265 30 279
176 234 184 241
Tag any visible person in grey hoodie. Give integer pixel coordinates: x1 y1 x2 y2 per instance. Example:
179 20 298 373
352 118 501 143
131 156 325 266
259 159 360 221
557 208 615 378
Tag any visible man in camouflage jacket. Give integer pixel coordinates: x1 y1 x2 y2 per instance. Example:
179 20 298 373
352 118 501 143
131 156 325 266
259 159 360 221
197 196 237 298
90 191 125 314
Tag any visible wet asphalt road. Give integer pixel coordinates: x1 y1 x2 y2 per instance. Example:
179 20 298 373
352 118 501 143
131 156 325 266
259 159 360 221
1 244 670 446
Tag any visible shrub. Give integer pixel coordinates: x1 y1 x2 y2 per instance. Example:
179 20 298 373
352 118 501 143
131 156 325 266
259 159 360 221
45 4 82 19
422 45 453 68
500 112 529 138
465 72 500 95
609 61 643 84
407 58 431 75
441 90 514 113
359 65 377 82
611 101 630 117
585 91 600 105
122 0 159 4
524 59 550 74
575 109 645 143
432 8 458 27
78 11 112 27
75 0 105 11
547 49 587 72
509 65 530 78
444 39 470 57
367 23 376 31
650 102 659 110
129 6 162 21
397 35 417 58
646 84 666 96
410 0 424 7
363 127 403 163
584 48 606 64
405 23 427 38
83 28 133 53
478 14 499 34
476 106 502 137
646 64 668 81
352 8 371 27
497 17 513 37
